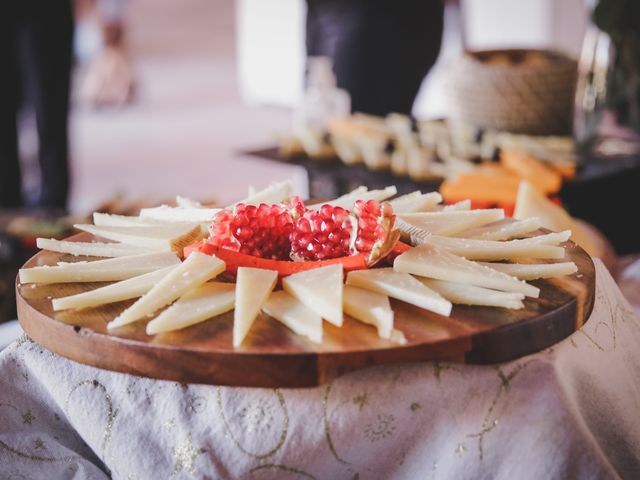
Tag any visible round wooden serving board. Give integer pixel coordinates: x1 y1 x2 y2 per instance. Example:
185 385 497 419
16 233 595 388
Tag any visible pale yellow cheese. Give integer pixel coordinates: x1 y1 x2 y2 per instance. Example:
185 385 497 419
19 252 180 284
418 278 525 309
389 191 442 213
146 282 235 335
92 213 159 227
52 265 177 310
343 285 393 338
283 264 343 326
442 200 472 211
454 217 542 241
309 186 397 210
394 244 539 297
478 261 578 280
36 238 155 258
234 180 293 206
74 223 204 254
107 252 225 328
346 268 452 317
233 267 278 347
138 206 221 223
262 290 323 344
398 209 505 236
415 235 566 260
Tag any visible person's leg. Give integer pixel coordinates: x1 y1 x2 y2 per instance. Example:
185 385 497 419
24 0 74 210
306 0 444 116
0 9 23 208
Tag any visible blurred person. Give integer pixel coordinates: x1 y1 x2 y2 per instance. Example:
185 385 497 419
306 0 445 116
0 1 74 210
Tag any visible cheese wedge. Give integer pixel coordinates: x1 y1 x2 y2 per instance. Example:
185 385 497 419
394 244 539 297
262 290 323 344
455 217 542 241
442 200 472 211
418 278 525 309
478 261 578 280
138 206 221 223
108 252 225 328
92 213 159 227
389 191 442 213
175 195 203 208
234 180 293 206
36 238 155 258
514 181 596 256
52 265 177 310
343 285 393 338
74 223 204 254
310 186 397 210
233 267 278 347
283 264 343 326
346 268 452 316
19 252 180 284
414 235 566 260
398 209 505 236
146 282 235 335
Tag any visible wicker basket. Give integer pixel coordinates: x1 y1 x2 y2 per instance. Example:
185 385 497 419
447 49 578 135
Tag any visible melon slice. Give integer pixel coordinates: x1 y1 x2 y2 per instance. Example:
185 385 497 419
146 282 235 335
394 243 539 297
346 268 452 317
74 223 204 255
418 278 525 309
501 149 562 194
478 261 578 280
343 285 394 338
19 252 180 284
282 264 344 326
233 267 278 347
36 238 155 258
262 290 323 344
513 181 596 256
52 265 177 311
108 252 225 328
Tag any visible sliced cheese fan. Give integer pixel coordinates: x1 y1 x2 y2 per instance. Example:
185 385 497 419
262 290 323 344
233 267 278 347
283 264 343 326
343 285 394 338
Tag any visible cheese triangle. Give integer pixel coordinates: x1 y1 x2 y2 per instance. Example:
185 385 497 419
418 278 525 309
233 180 293 206
19 252 180 284
389 191 442 213
146 282 235 335
36 238 155 258
262 290 323 343
74 223 204 254
282 264 344 326
52 265 178 311
478 261 578 280
108 252 225 328
343 285 394 338
233 267 278 347
92 213 159 227
394 244 539 298
346 268 452 317
309 186 397 210
138 206 221 223
454 217 542 241
397 209 505 236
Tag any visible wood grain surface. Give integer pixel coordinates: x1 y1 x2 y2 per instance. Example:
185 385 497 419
16 233 595 388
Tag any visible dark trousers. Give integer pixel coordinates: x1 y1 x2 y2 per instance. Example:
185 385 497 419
306 0 444 116
0 1 73 209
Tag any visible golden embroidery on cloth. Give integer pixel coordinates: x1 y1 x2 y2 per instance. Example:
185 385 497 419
171 433 205 476
247 463 317 479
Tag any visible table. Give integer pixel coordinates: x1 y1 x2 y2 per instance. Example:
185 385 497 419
1 259 639 479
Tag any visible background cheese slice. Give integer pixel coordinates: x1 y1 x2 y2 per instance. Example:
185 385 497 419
108 252 225 328
139 205 221 223
74 223 204 254
92 213 160 227
346 268 452 317
441 200 472 211
398 209 505 236
19 252 180 284
233 180 293 206
454 218 542 241
146 282 235 335
415 235 566 260
175 195 203 208
234 267 278 347
418 278 525 309
52 265 177 310
309 186 397 210
343 285 393 338
262 290 323 344
389 191 442 213
36 238 156 258
478 261 578 280
394 244 539 297
283 264 343 326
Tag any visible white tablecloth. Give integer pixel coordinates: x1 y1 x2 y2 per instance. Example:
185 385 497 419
1 259 639 480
